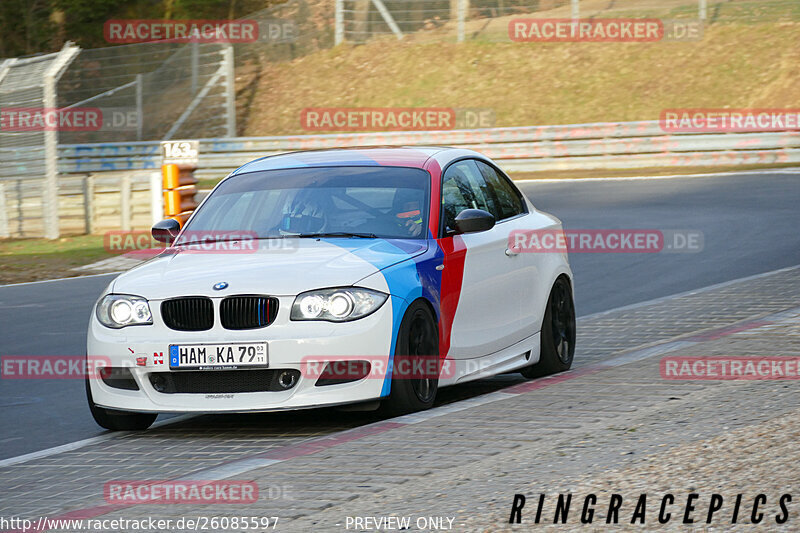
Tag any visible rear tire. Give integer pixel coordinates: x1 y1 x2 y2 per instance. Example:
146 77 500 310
382 300 439 415
86 378 157 431
521 276 575 379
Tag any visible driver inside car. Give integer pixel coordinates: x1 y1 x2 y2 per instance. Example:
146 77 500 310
278 190 328 235
395 199 424 238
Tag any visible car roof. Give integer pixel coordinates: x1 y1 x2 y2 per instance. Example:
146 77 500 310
230 147 457 175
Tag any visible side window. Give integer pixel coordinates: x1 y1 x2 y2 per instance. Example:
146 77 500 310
440 160 494 235
475 160 526 220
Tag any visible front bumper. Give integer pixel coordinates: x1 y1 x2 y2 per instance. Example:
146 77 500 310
87 295 398 413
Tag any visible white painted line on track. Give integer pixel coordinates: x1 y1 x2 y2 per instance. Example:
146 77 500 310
578 263 800 322
180 458 283 481
0 272 117 289
600 341 697 368
0 434 118 468
391 391 517 425
0 414 196 468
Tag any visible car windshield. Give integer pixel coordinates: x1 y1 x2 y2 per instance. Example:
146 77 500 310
183 166 431 240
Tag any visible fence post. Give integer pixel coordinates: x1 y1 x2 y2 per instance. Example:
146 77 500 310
571 0 580 37
223 45 236 137
353 0 370 42
43 68 60 239
191 42 199 95
42 43 80 239
0 58 18 84
699 0 707 20
0 183 8 238
335 0 345 45
457 0 468 43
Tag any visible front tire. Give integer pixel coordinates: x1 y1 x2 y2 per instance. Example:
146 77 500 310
382 300 439 415
86 378 157 431
521 276 575 378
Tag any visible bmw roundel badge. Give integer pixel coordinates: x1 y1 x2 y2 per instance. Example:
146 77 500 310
213 282 229 291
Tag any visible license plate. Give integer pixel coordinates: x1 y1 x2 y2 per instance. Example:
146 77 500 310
169 343 268 370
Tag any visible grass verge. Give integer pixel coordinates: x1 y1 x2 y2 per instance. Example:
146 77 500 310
0 235 110 285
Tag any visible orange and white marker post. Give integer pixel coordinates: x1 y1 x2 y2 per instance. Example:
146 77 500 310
160 140 199 226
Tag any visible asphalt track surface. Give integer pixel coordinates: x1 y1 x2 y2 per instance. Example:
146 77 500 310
1 170 798 461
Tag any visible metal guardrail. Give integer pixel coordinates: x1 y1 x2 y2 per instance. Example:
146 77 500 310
59 120 800 179
1 119 790 236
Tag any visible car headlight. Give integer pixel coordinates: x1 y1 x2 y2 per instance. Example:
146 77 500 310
96 294 153 328
291 288 388 322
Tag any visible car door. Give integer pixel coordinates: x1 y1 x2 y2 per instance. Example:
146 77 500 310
439 159 532 359
473 159 551 338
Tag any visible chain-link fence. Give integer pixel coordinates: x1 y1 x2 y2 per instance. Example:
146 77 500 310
334 0 800 43
57 42 234 145
0 44 79 238
0 36 236 237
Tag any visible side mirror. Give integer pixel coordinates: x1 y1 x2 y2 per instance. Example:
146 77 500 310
152 218 181 244
454 209 495 234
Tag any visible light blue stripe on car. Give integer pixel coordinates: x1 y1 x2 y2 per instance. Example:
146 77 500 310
323 239 428 397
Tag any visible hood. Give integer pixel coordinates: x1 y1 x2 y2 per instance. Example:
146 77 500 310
110 238 428 300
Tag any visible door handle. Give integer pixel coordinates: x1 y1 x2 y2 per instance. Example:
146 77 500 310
505 248 519 257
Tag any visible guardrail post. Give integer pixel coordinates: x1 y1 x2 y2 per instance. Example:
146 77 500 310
120 174 132 231
150 171 163 225
83 175 94 234
0 183 9 238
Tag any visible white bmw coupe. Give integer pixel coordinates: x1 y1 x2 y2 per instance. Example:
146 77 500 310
87 147 575 430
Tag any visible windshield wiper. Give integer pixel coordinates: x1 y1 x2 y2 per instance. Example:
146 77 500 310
297 231 378 239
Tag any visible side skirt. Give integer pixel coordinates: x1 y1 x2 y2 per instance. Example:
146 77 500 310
438 332 540 387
